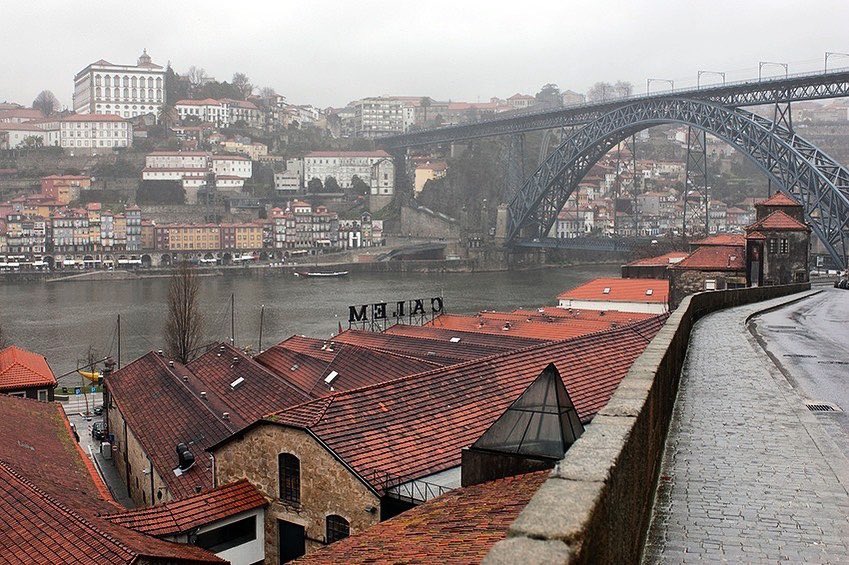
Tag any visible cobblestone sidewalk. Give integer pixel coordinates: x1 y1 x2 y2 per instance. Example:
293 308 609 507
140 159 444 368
643 292 849 564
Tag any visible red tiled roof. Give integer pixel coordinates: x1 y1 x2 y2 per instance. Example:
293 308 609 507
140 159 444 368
557 278 669 304
382 324 545 351
106 479 267 537
0 462 224 564
0 109 44 120
426 312 641 340
671 245 745 271
305 150 391 158
258 316 667 490
187 343 311 424
0 123 45 132
333 329 508 365
690 233 747 247
62 113 127 122
625 251 689 267
746 209 810 231
0 346 57 392
298 471 549 564
757 191 800 207
747 230 766 240
107 352 235 499
510 307 656 324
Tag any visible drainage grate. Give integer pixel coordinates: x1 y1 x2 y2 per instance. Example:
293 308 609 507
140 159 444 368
784 354 817 358
806 403 840 412
818 360 849 366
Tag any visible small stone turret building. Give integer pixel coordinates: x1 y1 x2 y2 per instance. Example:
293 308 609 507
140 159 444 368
745 192 810 286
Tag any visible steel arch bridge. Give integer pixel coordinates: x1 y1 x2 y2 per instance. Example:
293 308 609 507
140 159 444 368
505 98 849 268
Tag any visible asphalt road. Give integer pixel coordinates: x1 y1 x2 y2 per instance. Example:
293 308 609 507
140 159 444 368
751 287 849 459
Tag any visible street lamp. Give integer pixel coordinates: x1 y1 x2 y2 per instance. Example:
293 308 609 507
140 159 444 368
758 61 788 81
825 52 849 72
697 70 726 88
646 78 674 95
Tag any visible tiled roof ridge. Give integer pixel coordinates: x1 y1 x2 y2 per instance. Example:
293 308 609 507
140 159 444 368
746 209 808 231
0 459 137 559
269 316 666 424
0 345 54 381
149 351 237 434
276 335 341 363
192 342 311 403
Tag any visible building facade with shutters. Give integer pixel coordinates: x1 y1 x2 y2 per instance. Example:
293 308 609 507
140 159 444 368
73 50 165 119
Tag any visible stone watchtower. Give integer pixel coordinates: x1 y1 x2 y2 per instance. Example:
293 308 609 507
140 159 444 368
744 191 810 286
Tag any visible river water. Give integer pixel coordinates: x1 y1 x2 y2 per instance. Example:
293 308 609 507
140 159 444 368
0 265 618 378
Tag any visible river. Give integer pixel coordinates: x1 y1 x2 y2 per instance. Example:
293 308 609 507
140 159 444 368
0 265 618 378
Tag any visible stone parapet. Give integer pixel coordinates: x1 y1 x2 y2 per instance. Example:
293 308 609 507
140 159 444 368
484 282 811 564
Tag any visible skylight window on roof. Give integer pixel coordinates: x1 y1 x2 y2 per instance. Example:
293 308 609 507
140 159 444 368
449 337 461 343
324 370 339 384
603 287 611 294
645 289 653 295
230 376 245 390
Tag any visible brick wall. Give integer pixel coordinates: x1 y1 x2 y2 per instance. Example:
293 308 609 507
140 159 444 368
214 423 380 562
485 282 811 564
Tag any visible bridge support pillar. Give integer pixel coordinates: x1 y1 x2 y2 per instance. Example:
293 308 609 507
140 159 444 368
504 133 525 204
684 127 709 237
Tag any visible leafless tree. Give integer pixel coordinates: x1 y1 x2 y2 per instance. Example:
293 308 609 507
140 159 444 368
0 324 7 348
613 81 634 99
164 261 204 363
232 73 253 99
259 86 277 100
32 90 60 116
586 82 613 102
186 66 209 88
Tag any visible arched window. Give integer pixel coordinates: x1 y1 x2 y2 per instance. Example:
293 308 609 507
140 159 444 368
123 88 129 99
104 75 111 87
148 88 153 100
95 87 101 97
278 453 300 504
95 75 102 86
326 515 350 544
156 77 162 88
131 76 137 87
123 75 129 87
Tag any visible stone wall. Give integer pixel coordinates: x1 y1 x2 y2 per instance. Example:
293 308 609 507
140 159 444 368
400 206 460 240
214 423 380 563
108 402 171 507
669 269 746 308
485 282 811 564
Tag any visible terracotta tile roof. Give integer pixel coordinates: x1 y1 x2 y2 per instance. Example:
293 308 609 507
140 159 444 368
426 312 642 340
0 346 57 392
332 329 508 365
671 245 745 271
746 209 809 231
747 230 766 240
62 113 127 122
382 324 545 351
107 352 235 499
0 108 44 120
757 191 800 207
256 336 441 397
690 233 747 247
187 343 310 424
510 307 655 324
625 251 689 267
259 316 666 490
298 471 549 564
557 278 669 304
106 479 267 537
0 395 222 564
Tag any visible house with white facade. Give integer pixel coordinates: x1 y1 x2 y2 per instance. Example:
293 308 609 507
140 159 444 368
302 150 394 196
73 50 165 119
59 114 132 153
175 99 262 128
142 151 252 204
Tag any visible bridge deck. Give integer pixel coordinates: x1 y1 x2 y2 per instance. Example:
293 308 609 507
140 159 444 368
643 291 849 563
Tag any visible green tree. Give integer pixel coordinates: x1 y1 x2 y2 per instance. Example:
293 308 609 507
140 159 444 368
165 65 190 105
324 176 341 193
137 180 185 204
158 104 178 129
307 177 323 193
420 97 432 125
351 175 370 195
21 135 44 149
232 73 253 98
535 83 562 106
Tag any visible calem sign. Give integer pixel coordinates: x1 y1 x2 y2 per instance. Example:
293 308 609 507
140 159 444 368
348 297 444 324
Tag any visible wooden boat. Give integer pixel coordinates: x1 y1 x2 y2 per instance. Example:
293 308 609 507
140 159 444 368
294 270 349 278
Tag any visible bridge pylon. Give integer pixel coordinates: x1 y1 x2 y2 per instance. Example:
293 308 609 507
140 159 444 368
683 126 709 237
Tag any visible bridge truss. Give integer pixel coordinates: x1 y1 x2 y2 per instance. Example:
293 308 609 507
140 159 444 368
504 98 849 268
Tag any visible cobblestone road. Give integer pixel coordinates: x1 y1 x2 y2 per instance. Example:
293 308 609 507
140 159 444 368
643 292 849 564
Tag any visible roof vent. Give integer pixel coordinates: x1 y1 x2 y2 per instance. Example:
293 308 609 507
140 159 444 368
645 289 654 296
200 391 207 400
157 349 164 356
232 357 240 366
230 376 245 390
449 337 461 343
324 370 339 385
175 443 195 472
603 287 611 294
222 412 230 421
168 360 174 367
291 363 299 371
182 375 189 382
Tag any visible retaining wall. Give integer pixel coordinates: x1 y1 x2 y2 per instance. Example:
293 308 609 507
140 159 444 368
485 282 811 564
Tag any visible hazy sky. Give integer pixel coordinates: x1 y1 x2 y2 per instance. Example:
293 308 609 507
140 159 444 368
2 0 849 109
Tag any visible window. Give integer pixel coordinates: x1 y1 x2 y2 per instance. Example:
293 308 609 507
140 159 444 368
278 453 300 504
780 238 789 254
195 516 257 553
325 515 350 544
768 238 778 253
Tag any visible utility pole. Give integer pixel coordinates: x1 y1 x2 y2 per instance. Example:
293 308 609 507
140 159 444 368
117 314 121 369
230 293 236 346
258 305 265 352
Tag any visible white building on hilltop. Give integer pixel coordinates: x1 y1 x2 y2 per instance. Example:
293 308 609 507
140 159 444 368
73 50 165 119
59 114 132 153
142 151 252 204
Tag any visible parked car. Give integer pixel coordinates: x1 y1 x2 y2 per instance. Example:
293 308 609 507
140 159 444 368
93 404 104 416
91 421 107 441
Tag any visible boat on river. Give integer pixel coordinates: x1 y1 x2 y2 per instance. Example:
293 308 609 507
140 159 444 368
294 270 349 278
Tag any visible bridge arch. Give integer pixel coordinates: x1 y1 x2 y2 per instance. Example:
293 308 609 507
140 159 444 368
507 98 849 268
